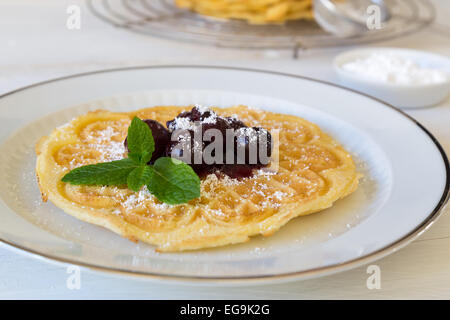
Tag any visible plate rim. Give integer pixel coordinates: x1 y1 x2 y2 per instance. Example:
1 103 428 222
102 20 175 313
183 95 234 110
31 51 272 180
0 65 448 284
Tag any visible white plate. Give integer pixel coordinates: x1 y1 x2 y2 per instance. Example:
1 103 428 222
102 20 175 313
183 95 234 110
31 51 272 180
0 66 448 285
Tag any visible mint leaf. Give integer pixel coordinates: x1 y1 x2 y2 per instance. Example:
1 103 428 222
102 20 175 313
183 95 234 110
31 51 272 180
62 118 202 205
127 117 155 164
127 165 154 192
61 158 138 186
147 157 200 204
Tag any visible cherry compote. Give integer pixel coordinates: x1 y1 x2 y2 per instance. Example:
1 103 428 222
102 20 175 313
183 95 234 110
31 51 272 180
165 106 272 178
124 107 272 178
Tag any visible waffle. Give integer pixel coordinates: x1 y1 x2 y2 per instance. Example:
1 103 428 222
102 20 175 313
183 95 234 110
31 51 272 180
175 0 314 24
36 106 360 252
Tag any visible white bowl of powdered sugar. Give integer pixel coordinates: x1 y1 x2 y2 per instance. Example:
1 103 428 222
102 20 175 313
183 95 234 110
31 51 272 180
333 48 450 108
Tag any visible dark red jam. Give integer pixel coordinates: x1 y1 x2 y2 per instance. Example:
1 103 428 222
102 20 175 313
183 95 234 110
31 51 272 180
125 106 272 179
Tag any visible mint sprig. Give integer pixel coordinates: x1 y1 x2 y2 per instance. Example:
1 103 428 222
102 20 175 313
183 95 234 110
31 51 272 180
61 117 200 204
126 117 155 164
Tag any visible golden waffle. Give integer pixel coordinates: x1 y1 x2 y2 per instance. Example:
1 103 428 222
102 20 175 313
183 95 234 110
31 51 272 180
36 106 360 252
175 0 314 24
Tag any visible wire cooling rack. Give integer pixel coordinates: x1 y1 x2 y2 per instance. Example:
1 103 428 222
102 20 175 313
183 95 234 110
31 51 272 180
87 0 435 50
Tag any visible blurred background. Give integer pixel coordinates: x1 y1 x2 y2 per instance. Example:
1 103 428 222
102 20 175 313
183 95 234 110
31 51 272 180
1 0 448 93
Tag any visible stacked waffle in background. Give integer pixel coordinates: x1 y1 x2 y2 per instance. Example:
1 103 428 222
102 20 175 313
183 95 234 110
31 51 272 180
175 0 314 24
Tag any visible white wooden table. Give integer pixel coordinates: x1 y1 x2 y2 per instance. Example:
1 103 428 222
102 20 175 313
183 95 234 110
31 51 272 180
1 0 450 299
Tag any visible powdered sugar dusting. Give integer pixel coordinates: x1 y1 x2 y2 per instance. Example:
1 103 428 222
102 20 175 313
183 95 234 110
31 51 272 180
122 186 173 211
169 117 194 131
167 105 226 131
200 166 295 211
67 125 127 169
94 141 126 162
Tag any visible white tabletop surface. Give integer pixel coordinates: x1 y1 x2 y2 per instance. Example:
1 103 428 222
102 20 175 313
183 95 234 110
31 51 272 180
1 0 450 299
